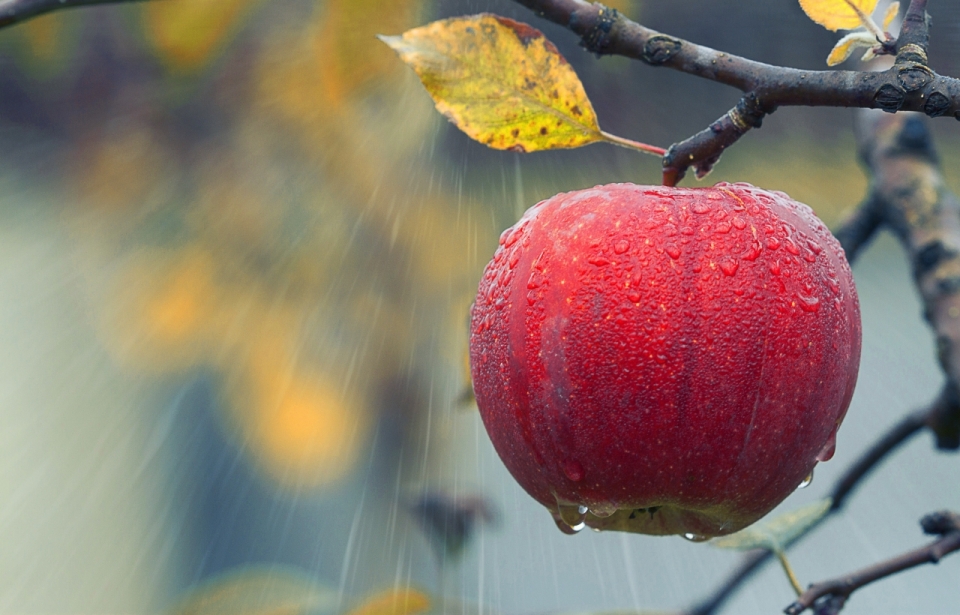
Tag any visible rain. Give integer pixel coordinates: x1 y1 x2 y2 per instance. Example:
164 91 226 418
0 0 958 614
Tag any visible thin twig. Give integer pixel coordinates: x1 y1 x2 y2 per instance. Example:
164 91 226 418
775 550 804 597
0 0 147 29
783 511 960 615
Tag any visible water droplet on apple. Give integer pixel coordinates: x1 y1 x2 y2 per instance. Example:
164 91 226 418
551 512 582 535
826 276 840 295
692 201 711 214
806 239 823 255
589 502 617 518
614 240 630 254
627 290 642 303
769 260 781 275
666 245 681 260
732 216 746 230
796 292 820 313
797 468 814 489
509 251 521 269
562 459 585 482
719 259 739 276
554 501 588 533
817 432 838 462
716 221 732 234
784 238 801 256
683 533 710 542
588 256 610 266
743 242 762 261
766 236 781 251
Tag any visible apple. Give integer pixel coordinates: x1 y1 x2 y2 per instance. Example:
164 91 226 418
469 183 861 538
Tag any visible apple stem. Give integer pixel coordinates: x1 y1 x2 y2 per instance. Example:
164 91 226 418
599 131 667 157
776 549 804 597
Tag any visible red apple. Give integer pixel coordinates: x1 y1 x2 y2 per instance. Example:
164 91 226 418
469 183 860 538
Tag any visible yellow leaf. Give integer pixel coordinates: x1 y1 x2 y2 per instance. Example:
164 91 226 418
798 0 879 31
344 588 432 615
882 1 900 31
379 14 604 153
825 32 876 66
144 0 264 72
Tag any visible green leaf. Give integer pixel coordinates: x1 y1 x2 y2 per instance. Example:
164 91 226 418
710 498 832 552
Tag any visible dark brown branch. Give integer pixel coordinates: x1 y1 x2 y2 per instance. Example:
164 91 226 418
0 0 146 29
783 511 960 615
831 198 882 264
854 111 960 449
898 0 930 54
512 0 959 184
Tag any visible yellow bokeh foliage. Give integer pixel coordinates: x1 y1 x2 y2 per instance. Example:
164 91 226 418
171 565 333 615
144 0 265 72
314 0 422 107
343 588 432 615
104 247 222 373
229 325 370 491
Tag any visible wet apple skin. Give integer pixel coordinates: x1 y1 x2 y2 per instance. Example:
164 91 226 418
470 183 861 537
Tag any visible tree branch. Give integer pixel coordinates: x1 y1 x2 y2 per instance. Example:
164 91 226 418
511 0 959 184
0 0 147 29
783 511 960 615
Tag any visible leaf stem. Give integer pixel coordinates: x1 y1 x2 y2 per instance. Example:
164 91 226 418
775 549 804 597
843 0 885 41
599 130 667 157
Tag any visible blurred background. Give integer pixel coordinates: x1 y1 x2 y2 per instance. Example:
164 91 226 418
0 0 958 613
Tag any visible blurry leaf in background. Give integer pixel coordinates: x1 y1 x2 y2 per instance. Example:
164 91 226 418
798 0 878 31
0 11 78 77
170 565 337 615
344 588 431 615
69 125 175 220
314 0 423 107
144 0 265 72
103 247 222 373
229 325 371 491
409 492 498 563
379 15 605 153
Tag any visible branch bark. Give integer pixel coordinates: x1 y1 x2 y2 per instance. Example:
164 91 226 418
511 0 959 184
0 0 146 29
